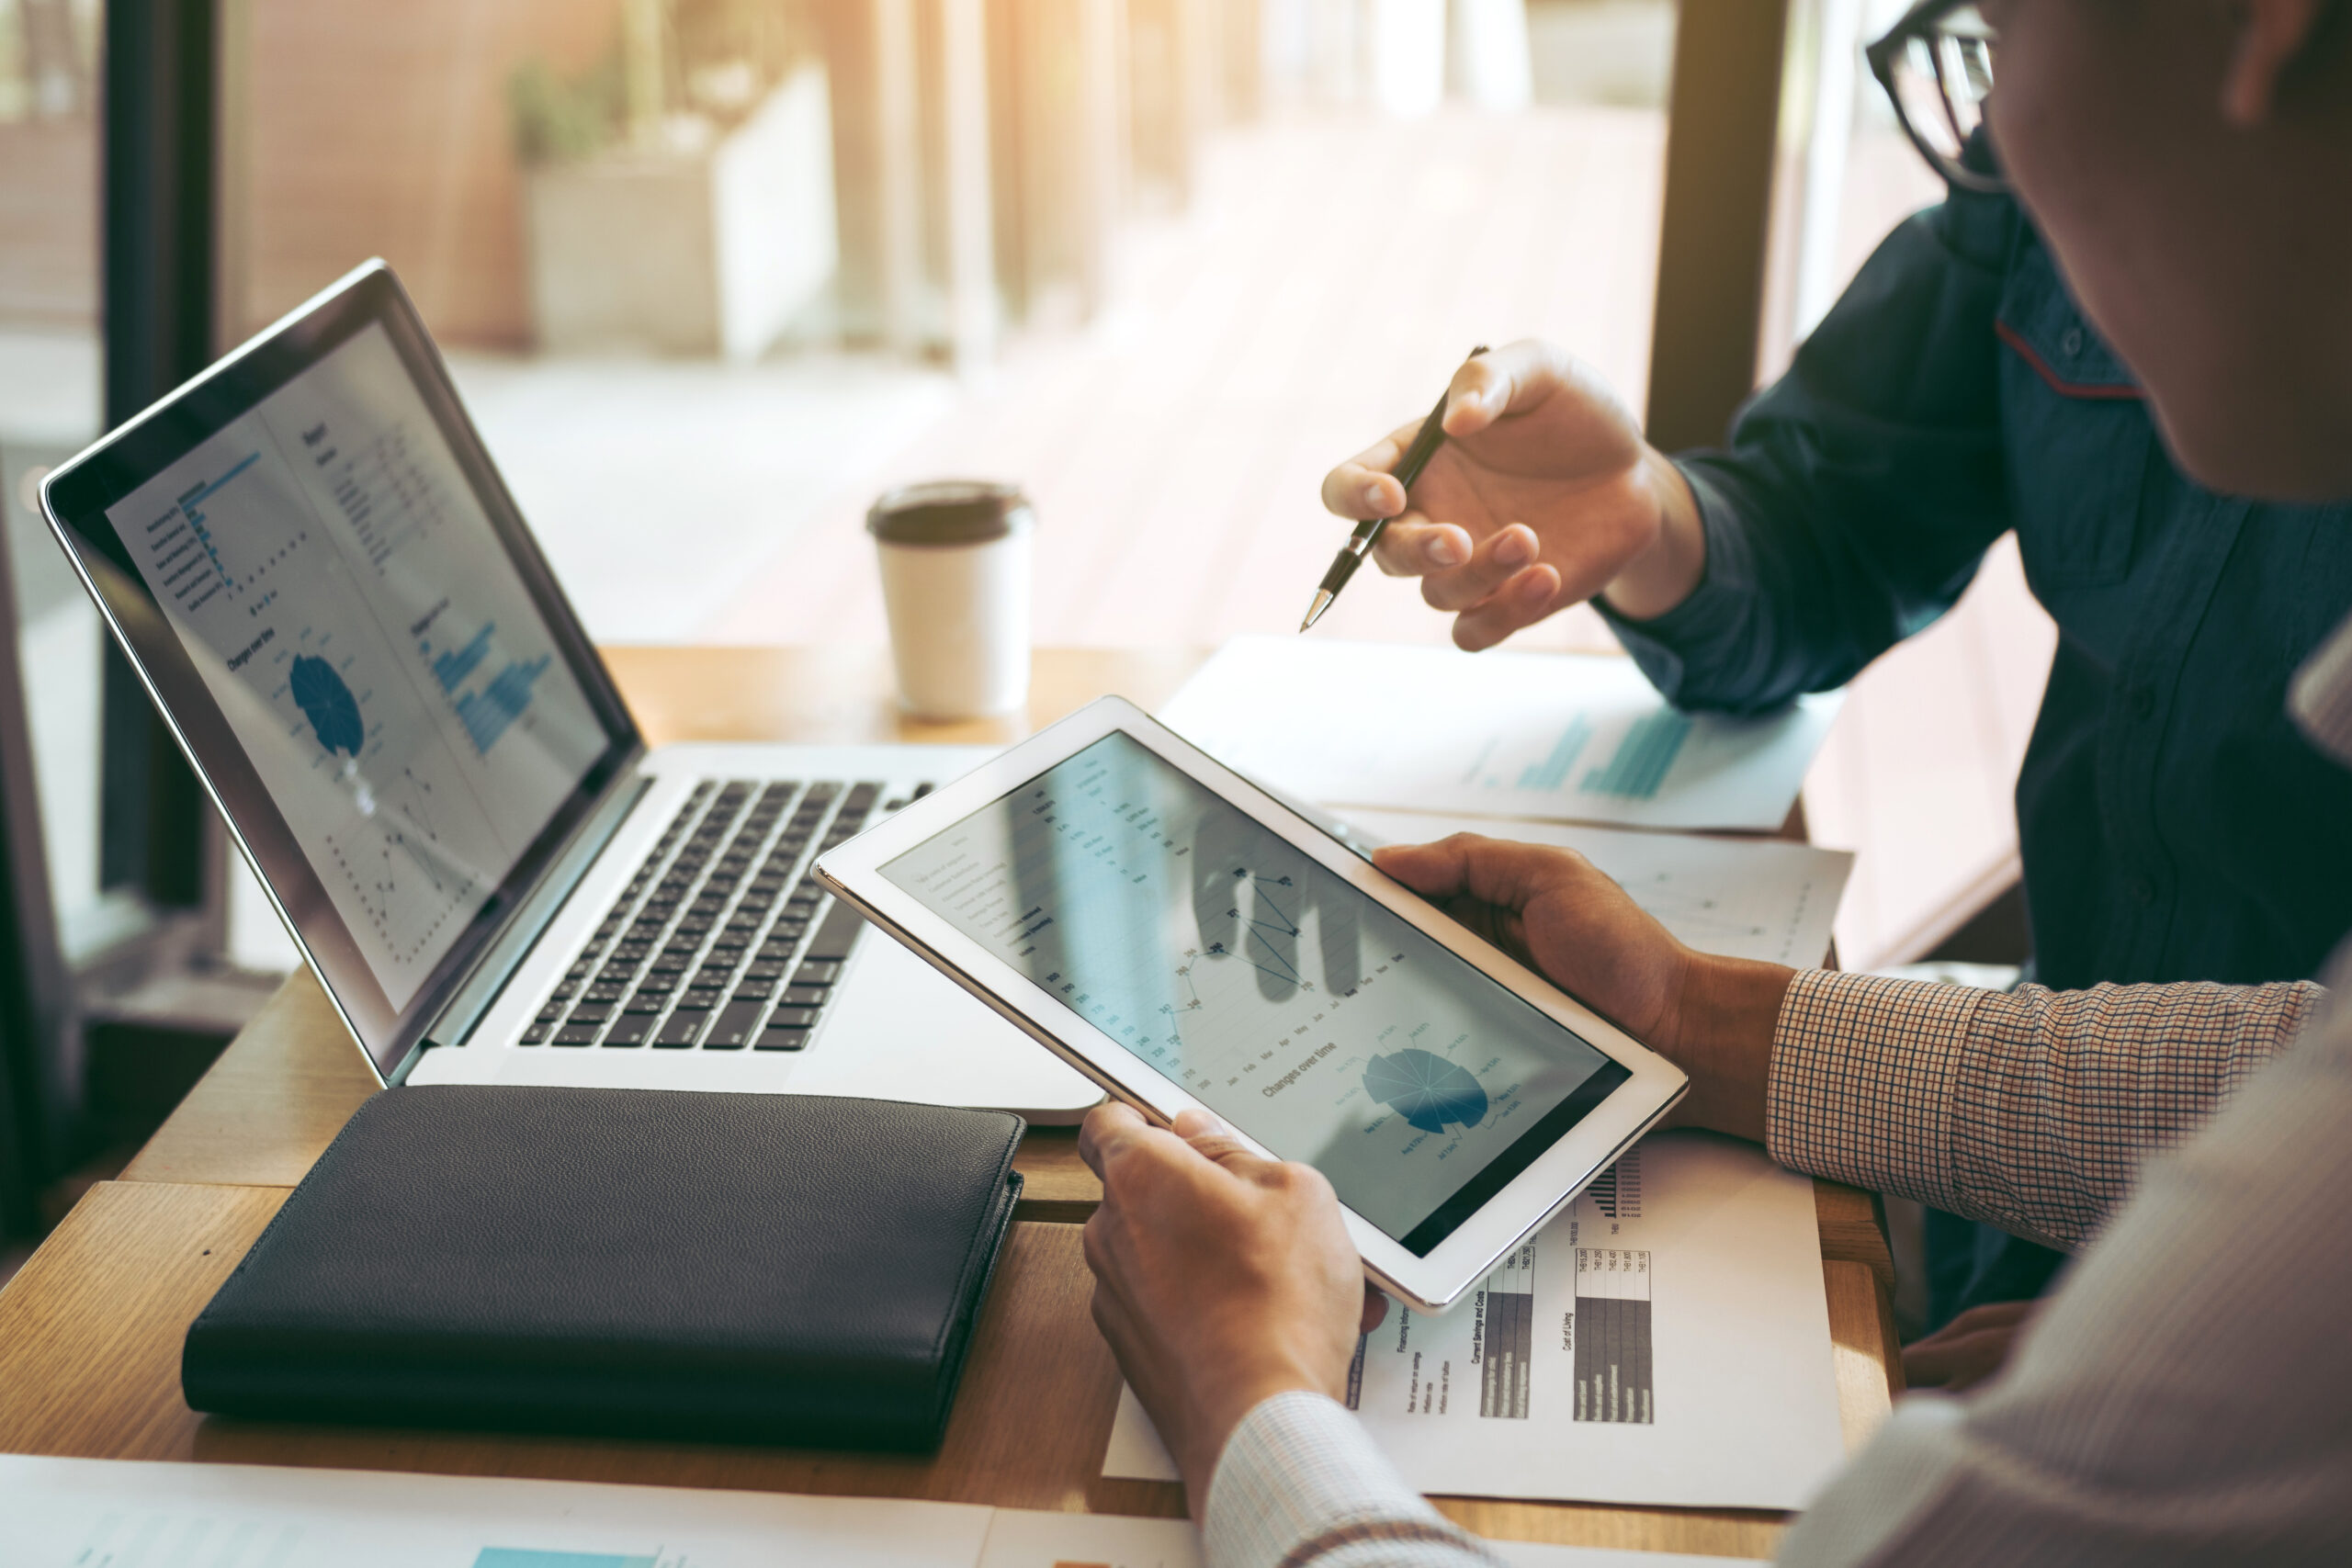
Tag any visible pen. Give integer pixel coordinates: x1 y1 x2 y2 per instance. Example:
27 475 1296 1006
1299 345 1488 633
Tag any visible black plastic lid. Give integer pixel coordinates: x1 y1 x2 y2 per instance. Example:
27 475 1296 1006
866 479 1034 546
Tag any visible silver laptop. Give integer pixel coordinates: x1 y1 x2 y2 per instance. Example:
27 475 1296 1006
37 260 1097 1121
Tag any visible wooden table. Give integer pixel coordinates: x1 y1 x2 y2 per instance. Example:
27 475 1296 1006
0 647 1901 1558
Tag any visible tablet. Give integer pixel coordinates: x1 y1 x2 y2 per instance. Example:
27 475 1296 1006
815 697 1687 1312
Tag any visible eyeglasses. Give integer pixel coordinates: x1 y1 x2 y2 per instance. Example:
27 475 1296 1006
1866 0 2004 194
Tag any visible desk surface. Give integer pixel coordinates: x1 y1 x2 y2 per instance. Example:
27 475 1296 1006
0 647 1900 1559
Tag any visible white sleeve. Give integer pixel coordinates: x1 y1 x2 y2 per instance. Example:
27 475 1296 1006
1203 1391 1501 1568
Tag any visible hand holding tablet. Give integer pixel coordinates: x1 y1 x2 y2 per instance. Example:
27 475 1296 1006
816 697 1687 1311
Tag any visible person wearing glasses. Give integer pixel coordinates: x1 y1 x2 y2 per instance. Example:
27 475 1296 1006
1316 0 2352 1372
1079 3 2352 1562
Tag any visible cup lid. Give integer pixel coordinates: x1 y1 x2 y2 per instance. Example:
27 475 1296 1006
866 479 1033 545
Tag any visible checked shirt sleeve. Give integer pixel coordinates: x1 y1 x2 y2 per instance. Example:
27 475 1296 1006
1764 971 2321 1250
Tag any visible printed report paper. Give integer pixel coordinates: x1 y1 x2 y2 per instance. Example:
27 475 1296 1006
1157 637 1840 832
1335 808 1852 968
4 1455 991 1568
0 1455 1761 1568
1102 1133 1849 1511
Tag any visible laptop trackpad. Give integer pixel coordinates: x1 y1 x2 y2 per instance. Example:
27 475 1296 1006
795 938 1102 1124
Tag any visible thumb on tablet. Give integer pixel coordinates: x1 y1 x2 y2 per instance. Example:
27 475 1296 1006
1173 1108 1272 1174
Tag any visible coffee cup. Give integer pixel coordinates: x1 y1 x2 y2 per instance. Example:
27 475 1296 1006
867 480 1035 720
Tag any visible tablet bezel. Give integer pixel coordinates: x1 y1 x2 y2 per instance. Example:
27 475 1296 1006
815 695 1688 1312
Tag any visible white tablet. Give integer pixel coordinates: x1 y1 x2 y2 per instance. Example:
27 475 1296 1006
814 697 1688 1312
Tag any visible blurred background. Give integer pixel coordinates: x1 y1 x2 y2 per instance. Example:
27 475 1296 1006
0 1 2041 1293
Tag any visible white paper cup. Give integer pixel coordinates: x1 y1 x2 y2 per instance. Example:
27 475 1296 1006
869 480 1035 719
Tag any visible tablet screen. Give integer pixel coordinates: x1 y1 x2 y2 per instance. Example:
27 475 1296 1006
883 731 1630 1255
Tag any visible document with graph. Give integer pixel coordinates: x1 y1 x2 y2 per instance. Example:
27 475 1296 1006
1102 1132 1848 1510
1335 808 1852 968
104 320 605 1008
2 1453 992 1568
1157 637 1841 832
1 1454 1764 1568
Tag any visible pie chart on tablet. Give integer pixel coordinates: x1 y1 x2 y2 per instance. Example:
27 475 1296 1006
1363 1048 1488 1135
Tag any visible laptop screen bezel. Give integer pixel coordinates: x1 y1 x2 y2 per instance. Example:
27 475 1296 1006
38 260 642 1080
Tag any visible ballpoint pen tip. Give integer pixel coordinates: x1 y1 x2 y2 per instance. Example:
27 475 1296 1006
1299 591 1333 633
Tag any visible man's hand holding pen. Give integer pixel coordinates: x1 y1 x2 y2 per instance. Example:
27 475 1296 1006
1314 340 1712 650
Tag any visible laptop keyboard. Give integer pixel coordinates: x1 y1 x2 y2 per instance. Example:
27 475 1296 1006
521 776 930 1053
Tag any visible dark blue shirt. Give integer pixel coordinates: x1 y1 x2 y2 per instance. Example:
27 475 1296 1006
1600 182 2352 990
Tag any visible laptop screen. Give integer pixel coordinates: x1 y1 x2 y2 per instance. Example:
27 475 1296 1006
40 264 639 1077
105 319 608 1011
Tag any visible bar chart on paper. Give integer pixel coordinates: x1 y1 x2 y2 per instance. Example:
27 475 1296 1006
1572 1247 1655 1425
1157 637 1841 831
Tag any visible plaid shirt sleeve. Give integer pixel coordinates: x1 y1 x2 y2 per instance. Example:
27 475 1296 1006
1203 1392 1500 1568
1765 970 2321 1250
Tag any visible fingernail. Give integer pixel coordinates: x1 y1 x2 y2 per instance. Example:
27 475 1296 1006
1363 482 1388 514
1497 533 1532 567
1428 534 1466 567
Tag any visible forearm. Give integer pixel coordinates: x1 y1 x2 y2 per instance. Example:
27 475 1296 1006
1600 205 2016 715
1204 1393 1500 1568
1764 970 2321 1248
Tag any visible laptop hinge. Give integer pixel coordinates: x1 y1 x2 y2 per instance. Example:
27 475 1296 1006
400 766 654 1073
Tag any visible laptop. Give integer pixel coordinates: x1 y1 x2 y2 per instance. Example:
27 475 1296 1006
38 260 1099 1120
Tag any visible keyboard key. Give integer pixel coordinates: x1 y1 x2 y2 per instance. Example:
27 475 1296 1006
521 1022 550 1044
804 904 865 961
554 1024 600 1046
844 783 882 812
682 986 726 1010
791 960 843 987
704 999 764 1048
782 985 829 1008
623 995 667 1014
604 1016 651 1046
583 985 626 1004
567 1003 614 1024
733 978 776 1000
655 1010 707 1047
765 1006 820 1029
708 932 752 952
536 1005 566 1025
754 1025 808 1052
742 960 788 981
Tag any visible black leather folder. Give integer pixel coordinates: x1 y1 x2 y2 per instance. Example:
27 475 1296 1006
183 1085 1023 1449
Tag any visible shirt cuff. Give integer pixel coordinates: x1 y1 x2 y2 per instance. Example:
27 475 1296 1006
1592 461 1758 706
1202 1391 1495 1568
1765 968 1981 1205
